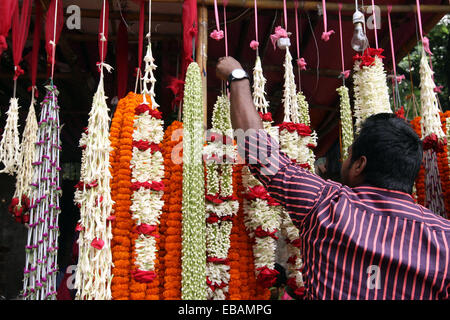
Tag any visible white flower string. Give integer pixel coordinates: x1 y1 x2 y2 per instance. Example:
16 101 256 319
74 76 114 300
203 94 238 300
242 49 282 290
418 48 446 217
337 86 354 160
181 62 207 300
280 208 305 297
352 52 392 133
22 84 62 300
10 95 38 223
419 49 445 141
0 97 22 174
73 0 114 300
128 0 165 287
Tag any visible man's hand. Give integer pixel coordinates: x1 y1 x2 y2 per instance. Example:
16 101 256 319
216 56 243 81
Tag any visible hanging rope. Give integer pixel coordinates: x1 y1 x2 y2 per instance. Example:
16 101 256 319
97 0 112 77
294 0 307 91
30 0 42 101
134 0 145 93
371 0 378 49
210 0 224 40
338 3 350 85
387 5 403 111
250 0 260 53
321 0 334 41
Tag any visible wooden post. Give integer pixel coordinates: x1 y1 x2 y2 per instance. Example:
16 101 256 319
197 4 208 127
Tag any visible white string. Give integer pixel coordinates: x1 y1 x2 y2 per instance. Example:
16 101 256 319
147 0 152 40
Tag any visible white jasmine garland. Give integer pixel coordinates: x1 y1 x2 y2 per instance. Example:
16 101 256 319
419 49 445 140
0 97 21 174
74 76 114 300
181 62 207 300
352 56 392 133
280 208 305 290
129 41 165 283
203 93 238 300
253 56 270 114
337 85 354 160
13 98 38 205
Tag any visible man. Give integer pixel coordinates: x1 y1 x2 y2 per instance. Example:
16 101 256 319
216 56 450 300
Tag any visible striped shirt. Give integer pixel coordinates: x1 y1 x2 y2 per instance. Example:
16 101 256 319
244 130 450 300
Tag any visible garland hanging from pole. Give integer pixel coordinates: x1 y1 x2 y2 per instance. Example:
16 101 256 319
74 0 114 300
22 0 63 300
181 62 206 300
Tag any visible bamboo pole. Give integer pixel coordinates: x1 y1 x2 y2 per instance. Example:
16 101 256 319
143 0 450 13
197 4 208 127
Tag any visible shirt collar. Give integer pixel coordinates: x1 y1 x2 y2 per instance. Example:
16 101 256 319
352 184 416 203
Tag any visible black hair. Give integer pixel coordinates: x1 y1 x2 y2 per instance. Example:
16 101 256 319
350 113 423 194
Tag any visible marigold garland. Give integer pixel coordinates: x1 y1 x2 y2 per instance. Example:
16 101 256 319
412 111 450 218
160 120 183 300
110 92 138 300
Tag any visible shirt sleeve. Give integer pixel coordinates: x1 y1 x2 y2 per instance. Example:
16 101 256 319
242 128 328 224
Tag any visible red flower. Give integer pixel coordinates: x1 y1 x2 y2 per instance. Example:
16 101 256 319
256 266 279 288
207 257 229 264
91 238 104 250
266 196 280 206
149 109 163 119
258 112 273 122
395 106 405 119
295 123 312 136
206 214 220 224
75 223 83 231
206 193 223 204
360 55 375 67
366 47 385 59
254 226 279 239
290 238 302 248
151 181 165 191
287 255 297 265
132 269 157 283
294 286 306 297
135 103 151 115
245 185 269 201
299 163 311 170
106 215 116 221
136 223 157 235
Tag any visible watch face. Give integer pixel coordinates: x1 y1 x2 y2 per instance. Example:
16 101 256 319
232 69 246 79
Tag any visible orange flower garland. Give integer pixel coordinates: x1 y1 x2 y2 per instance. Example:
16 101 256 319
412 111 450 218
160 120 184 300
110 92 136 300
228 164 271 300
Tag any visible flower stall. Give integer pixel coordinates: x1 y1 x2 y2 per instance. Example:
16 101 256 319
0 0 448 301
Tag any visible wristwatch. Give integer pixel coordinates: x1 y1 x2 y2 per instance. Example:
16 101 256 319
227 69 249 88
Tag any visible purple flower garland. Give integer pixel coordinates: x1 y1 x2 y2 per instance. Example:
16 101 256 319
22 84 62 300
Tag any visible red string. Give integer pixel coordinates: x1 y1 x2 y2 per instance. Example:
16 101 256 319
387 6 396 78
338 3 344 74
294 0 300 60
116 18 128 99
98 0 109 64
213 0 221 32
223 1 228 56
12 0 32 80
371 0 378 49
416 0 424 41
254 0 258 44
138 0 145 72
31 0 42 88
283 0 288 31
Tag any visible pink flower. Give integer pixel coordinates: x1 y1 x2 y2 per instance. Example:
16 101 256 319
91 238 104 250
210 29 224 41
136 224 157 235
132 269 157 283
250 40 259 50
321 30 335 42
297 57 307 70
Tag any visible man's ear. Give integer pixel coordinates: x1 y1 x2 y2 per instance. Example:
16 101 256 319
352 155 367 176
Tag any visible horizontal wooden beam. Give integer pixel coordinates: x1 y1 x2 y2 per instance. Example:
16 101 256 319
147 1 450 13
